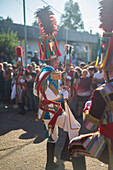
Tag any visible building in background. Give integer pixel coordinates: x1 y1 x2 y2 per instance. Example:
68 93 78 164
0 21 99 64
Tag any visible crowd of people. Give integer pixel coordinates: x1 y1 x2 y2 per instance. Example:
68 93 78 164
1 2 113 169
0 52 104 119
0 54 40 114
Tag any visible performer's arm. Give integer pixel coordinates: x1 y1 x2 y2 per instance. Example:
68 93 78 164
83 89 106 130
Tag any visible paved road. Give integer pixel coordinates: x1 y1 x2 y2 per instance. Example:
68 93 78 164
0 102 108 170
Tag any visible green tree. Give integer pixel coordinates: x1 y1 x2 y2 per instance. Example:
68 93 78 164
32 19 38 27
60 0 84 31
0 28 24 62
0 16 13 23
0 16 4 21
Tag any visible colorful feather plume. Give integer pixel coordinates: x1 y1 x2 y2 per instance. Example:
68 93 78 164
99 0 113 32
15 46 23 57
35 6 58 37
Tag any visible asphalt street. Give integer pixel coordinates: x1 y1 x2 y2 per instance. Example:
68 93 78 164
0 102 108 170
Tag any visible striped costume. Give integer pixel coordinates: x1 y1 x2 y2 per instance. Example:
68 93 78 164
33 65 81 143
68 79 113 168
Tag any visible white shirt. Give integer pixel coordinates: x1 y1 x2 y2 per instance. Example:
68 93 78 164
93 71 104 87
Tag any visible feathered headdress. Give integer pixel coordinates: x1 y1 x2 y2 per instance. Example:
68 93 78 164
99 0 113 33
15 46 24 66
35 6 61 60
97 0 113 70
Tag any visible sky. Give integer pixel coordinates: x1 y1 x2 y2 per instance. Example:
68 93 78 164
0 0 103 35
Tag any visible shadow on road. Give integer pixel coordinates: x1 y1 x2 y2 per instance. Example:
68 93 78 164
0 103 47 144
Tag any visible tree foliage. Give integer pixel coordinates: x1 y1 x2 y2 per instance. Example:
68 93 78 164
0 28 24 62
60 0 84 31
32 20 38 27
0 16 13 23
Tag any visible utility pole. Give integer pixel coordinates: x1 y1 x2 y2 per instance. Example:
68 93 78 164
23 0 27 68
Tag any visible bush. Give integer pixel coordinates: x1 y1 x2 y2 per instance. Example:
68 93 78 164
0 28 24 62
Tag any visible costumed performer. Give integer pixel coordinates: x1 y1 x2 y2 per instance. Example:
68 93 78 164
33 6 81 170
15 46 31 115
68 0 113 169
62 44 79 113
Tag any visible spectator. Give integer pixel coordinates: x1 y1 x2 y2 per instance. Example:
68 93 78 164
88 66 96 78
31 51 40 65
88 66 97 92
75 66 82 78
26 65 37 111
79 62 86 69
92 67 104 87
33 67 40 112
0 63 5 100
3 66 13 102
35 67 40 75
76 69 92 118
11 66 18 106
40 63 47 70
58 61 64 71
0 51 4 62
3 62 8 72
31 62 37 71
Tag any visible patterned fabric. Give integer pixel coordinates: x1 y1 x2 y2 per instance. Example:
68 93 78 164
68 80 113 167
16 70 28 103
33 65 63 122
33 65 81 143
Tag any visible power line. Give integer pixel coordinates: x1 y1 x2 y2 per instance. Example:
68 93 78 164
16 0 62 15
16 0 34 14
41 0 62 15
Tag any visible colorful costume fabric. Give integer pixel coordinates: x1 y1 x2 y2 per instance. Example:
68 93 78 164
33 65 81 143
68 79 113 167
16 69 28 103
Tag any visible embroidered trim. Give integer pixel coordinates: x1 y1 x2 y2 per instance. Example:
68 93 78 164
49 83 59 96
50 72 61 80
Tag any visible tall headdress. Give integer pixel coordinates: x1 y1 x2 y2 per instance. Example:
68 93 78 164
35 6 61 61
64 44 73 66
96 0 113 71
15 46 24 66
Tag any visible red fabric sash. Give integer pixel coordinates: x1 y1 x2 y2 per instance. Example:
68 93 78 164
48 107 63 131
16 71 28 94
36 71 51 96
17 83 28 94
99 123 113 140
17 71 22 79
39 99 63 131
37 70 63 131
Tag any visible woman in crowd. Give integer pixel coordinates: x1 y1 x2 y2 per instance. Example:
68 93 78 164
76 69 92 118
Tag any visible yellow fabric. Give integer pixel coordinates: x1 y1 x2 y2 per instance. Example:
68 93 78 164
50 72 61 80
83 111 99 126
